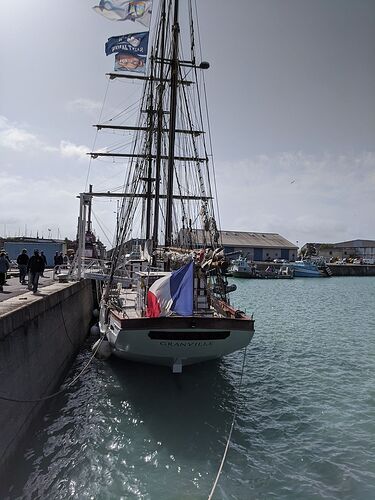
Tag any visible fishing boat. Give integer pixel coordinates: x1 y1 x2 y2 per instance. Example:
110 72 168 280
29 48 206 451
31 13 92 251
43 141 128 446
264 264 294 279
289 260 332 277
81 0 254 372
229 257 294 279
229 256 259 278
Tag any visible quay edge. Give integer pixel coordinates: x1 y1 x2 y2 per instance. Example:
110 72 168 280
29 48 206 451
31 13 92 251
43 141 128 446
249 262 375 277
326 264 375 277
0 279 94 476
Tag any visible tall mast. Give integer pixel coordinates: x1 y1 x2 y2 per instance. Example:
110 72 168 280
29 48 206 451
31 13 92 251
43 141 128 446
152 0 167 250
145 56 155 240
164 0 180 248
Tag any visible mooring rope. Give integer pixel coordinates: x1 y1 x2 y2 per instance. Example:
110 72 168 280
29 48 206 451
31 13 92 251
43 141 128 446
0 336 105 403
207 346 248 500
59 302 76 348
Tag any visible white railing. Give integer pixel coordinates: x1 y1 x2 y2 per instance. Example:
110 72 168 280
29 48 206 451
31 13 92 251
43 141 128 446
66 256 111 280
52 263 72 280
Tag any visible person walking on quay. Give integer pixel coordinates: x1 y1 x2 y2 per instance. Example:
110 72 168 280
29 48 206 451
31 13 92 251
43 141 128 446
4 252 11 284
0 251 10 292
54 251 61 274
40 251 47 277
17 248 29 284
27 249 45 293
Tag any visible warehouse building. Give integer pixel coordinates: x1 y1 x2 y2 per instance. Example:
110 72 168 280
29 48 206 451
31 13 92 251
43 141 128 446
0 237 67 266
179 229 298 262
301 239 375 261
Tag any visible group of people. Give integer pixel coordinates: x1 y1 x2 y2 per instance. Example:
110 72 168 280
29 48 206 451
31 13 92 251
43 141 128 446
0 248 71 294
54 251 68 266
53 251 69 274
0 248 43 293
16 248 46 293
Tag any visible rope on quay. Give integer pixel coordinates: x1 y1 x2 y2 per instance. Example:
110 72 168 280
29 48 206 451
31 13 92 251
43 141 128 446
0 336 105 404
207 346 248 500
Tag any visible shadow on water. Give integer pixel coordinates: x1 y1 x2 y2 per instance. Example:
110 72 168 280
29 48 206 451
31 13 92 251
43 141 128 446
1 345 251 499
107 356 237 461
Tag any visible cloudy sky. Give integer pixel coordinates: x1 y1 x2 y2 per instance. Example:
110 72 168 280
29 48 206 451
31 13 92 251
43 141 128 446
1 0 374 248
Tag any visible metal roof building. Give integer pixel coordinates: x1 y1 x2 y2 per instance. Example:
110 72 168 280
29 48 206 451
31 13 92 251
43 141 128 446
0 237 67 266
179 229 298 262
302 239 375 260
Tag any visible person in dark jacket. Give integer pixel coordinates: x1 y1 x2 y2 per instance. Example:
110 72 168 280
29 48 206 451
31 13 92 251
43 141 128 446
54 251 61 274
40 251 47 277
4 253 11 284
17 248 29 284
53 252 60 266
27 249 45 293
0 251 10 292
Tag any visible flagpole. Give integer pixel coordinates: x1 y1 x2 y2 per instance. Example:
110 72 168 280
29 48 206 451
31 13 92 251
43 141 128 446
152 0 167 258
164 0 180 251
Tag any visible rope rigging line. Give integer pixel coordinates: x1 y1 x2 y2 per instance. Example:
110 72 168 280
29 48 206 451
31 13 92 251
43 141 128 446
0 337 106 404
192 0 223 246
104 92 143 124
85 78 111 191
91 209 114 247
207 346 248 500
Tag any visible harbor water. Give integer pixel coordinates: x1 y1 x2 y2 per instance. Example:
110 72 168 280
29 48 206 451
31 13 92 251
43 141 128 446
3 277 375 499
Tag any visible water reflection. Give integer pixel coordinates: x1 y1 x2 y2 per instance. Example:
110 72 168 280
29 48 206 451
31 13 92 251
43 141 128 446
107 357 237 461
1 348 242 500
4 278 375 499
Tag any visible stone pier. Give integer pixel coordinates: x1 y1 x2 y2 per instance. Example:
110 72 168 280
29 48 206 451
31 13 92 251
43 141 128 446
0 280 94 472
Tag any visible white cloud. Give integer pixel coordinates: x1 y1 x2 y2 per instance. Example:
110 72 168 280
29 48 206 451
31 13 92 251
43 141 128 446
0 172 80 239
67 98 102 116
59 140 89 160
1 146 374 247
0 126 37 151
0 115 89 161
0 115 57 153
0 169 118 242
215 152 375 245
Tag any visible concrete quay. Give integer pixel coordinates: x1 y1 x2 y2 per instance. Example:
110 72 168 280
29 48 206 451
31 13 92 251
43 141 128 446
0 278 94 474
327 263 375 276
0 269 55 302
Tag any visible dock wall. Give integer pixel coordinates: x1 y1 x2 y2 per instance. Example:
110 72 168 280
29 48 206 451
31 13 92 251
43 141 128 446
327 264 375 276
257 263 375 276
0 280 94 472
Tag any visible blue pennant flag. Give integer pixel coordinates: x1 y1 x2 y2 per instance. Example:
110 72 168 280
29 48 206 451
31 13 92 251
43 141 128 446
93 1 152 27
105 32 149 57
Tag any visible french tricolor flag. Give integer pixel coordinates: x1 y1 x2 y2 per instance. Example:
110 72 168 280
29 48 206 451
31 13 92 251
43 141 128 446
147 261 194 317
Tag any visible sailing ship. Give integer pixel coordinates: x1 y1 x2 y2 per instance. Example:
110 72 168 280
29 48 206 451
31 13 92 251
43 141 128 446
83 0 255 372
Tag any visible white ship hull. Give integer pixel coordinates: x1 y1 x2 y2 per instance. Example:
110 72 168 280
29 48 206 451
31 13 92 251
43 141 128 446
99 306 254 372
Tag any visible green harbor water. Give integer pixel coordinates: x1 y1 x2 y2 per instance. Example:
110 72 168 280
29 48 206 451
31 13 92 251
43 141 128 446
3 277 375 499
